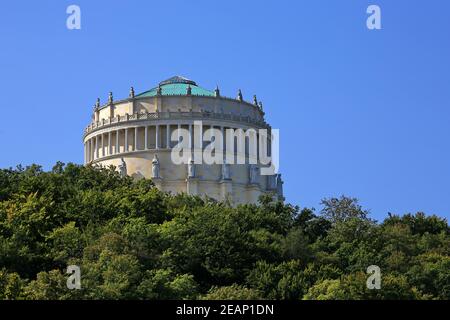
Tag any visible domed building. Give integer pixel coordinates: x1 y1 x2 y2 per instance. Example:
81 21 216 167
83 76 283 204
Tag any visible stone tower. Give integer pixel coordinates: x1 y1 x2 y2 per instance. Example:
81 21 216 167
83 76 283 204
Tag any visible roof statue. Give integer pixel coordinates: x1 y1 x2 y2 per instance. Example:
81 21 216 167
94 98 100 111
253 95 258 106
237 89 243 101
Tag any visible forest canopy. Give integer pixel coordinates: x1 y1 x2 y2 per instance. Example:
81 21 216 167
0 162 449 300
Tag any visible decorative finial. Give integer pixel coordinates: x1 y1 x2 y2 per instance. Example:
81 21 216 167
94 98 100 110
253 95 258 106
157 85 162 95
129 87 135 98
237 89 243 101
186 84 192 95
258 101 263 111
108 92 113 104
214 85 220 97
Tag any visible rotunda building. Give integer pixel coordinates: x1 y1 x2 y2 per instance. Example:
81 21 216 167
83 76 283 205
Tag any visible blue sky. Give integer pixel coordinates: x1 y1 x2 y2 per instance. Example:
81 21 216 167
0 0 449 221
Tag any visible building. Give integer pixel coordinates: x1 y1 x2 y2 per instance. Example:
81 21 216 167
83 76 283 204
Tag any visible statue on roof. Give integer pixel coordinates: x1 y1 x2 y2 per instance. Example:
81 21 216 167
253 95 258 106
237 89 243 101
93 98 100 111
214 85 220 97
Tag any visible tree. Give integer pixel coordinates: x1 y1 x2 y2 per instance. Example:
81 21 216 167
137 269 198 300
320 196 369 223
407 253 450 299
0 162 449 300
383 212 449 235
247 260 315 300
201 284 262 300
304 273 423 300
23 270 77 300
0 269 25 300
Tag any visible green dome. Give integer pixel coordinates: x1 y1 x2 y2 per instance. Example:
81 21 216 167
136 76 215 98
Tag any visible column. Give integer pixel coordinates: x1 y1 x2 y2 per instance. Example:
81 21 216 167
95 135 98 159
135 127 138 151
144 126 148 150
89 139 92 162
116 130 119 154
166 124 170 148
125 128 128 152
108 132 112 156
155 125 160 149
85 141 88 164
91 138 95 161
101 134 104 157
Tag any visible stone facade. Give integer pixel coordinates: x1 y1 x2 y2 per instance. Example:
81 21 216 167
83 76 283 205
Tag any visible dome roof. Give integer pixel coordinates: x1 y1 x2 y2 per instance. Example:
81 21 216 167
136 76 214 98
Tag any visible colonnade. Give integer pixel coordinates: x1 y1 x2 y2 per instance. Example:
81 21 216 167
84 123 271 165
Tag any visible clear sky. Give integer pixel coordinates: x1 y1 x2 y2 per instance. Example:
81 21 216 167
0 0 449 221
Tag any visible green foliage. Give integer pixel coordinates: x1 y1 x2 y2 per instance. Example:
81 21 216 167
137 269 198 300
304 273 423 300
320 196 369 223
247 260 316 299
0 268 25 299
201 284 262 300
0 163 449 300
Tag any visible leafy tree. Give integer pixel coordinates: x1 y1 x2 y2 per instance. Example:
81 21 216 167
137 269 198 300
383 212 449 235
320 196 369 223
0 268 25 299
247 260 315 300
23 270 78 300
304 272 423 300
201 284 262 300
407 253 450 299
0 162 449 300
